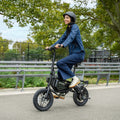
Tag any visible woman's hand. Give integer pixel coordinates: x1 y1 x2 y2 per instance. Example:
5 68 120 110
55 44 63 49
45 46 50 50
55 44 60 48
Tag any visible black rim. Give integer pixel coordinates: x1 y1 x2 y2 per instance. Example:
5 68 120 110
37 92 50 108
77 90 88 103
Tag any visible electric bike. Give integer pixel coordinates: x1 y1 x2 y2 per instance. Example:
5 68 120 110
33 47 89 111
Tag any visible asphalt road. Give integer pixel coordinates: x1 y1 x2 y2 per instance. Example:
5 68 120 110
0 87 120 120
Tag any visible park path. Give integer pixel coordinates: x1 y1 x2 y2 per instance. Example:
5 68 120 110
0 83 120 120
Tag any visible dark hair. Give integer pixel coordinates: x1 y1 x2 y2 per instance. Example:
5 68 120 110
70 17 75 23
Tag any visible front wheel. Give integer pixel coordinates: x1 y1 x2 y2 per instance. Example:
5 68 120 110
33 88 53 111
73 87 89 106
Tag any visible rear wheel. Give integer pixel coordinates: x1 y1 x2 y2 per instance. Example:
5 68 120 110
33 88 53 111
73 87 89 106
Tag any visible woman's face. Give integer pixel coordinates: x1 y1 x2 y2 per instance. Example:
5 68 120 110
64 15 71 24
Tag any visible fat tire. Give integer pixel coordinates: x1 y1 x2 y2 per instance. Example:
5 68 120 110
33 88 53 111
73 87 89 106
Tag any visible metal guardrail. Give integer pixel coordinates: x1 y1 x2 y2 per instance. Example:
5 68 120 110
0 61 120 90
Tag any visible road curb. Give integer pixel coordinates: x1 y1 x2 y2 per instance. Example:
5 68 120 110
0 83 120 96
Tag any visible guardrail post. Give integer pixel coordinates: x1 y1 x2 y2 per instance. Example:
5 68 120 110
21 70 25 91
15 70 25 91
15 71 20 89
106 74 110 86
78 69 84 80
118 70 120 83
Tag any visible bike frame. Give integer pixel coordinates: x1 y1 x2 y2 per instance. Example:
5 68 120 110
46 47 72 96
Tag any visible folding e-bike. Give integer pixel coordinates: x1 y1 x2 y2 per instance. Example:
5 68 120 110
33 47 89 111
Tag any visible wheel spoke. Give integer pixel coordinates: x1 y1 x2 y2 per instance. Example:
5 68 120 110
37 95 43 106
33 88 54 111
73 87 89 106
37 93 49 107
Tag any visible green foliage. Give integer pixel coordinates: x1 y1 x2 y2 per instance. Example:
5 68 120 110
84 48 92 60
0 0 120 58
0 77 47 88
0 75 119 88
0 36 13 60
25 46 46 61
111 42 120 57
13 38 39 54
4 49 18 60
0 78 16 88
73 0 120 50
0 0 70 46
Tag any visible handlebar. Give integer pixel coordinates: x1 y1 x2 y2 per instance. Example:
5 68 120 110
45 46 56 51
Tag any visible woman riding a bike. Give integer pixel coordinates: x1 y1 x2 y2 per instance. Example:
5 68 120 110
46 11 85 91
33 12 89 111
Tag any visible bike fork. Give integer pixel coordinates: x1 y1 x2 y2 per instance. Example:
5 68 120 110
45 86 51 99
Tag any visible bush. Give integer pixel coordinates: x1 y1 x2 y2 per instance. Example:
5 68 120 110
4 49 19 60
0 77 47 88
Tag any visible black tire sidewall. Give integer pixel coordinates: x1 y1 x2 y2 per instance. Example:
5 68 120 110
33 88 54 111
73 87 89 106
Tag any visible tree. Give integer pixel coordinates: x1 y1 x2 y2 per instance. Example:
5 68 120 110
111 42 120 57
4 49 17 60
73 0 120 50
26 46 45 61
1 0 119 58
0 35 12 60
0 0 53 27
95 0 120 56
13 38 40 60
0 0 96 48
0 0 72 60
13 38 38 54
0 0 70 46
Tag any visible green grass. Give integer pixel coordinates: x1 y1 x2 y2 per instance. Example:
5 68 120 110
84 75 119 84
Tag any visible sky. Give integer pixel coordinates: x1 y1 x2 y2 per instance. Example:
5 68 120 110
0 15 30 42
0 16 31 48
0 0 96 48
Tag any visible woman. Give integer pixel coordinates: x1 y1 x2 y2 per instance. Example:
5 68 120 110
46 11 85 89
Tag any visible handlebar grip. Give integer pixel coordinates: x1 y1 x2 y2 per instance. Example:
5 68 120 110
45 47 55 51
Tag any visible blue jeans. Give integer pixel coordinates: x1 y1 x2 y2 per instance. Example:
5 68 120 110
56 52 84 80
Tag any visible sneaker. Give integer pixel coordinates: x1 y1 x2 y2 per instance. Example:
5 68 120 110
53 94 65 99
69 76 80 88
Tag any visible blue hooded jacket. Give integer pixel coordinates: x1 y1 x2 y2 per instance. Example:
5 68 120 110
51 24 85 55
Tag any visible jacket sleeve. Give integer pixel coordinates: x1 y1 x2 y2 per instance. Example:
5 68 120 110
62 24 78 47
51 31 66 47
